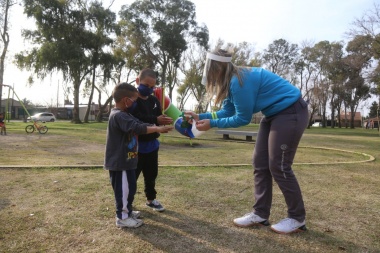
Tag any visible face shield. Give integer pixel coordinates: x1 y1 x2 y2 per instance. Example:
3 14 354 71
201 52 232 85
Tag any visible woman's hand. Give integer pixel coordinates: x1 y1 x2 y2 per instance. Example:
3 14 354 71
195 119 211 131
183 111 199 124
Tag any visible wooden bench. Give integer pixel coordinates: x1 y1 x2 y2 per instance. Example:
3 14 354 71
215 130 258 141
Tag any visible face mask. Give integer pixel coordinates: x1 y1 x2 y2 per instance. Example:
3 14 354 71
129 101 137 112
124 97 137 113
138 84 154 96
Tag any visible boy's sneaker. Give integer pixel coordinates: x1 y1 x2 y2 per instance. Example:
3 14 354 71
116 217 143 228
233 212 270 227
271 218 307 234
146 199 165 212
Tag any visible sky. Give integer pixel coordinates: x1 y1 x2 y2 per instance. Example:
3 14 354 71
1 0 377 113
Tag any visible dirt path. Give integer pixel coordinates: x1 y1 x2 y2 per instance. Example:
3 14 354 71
1 133 105 167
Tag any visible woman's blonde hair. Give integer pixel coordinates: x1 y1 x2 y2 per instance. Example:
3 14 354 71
205 49 248 105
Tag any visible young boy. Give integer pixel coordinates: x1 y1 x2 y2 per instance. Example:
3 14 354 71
104 83 173 228
0 113 6 135
131 68 173 212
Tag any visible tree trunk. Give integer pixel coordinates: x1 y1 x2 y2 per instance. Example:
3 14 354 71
73 78 81 123
337 106 342 128
84 68 96 123
97 95 113 122
0 0 11 110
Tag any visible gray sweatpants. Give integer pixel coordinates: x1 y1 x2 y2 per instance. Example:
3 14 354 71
252 98 309 222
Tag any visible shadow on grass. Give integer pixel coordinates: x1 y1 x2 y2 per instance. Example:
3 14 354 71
0 198 11 211
118 210 374 253
123 210 277 253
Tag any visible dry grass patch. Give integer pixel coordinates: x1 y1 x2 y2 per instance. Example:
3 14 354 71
0 134 371 167
1 166 379 253
0 122 379 252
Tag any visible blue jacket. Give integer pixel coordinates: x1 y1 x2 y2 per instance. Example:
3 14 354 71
199 68 301 128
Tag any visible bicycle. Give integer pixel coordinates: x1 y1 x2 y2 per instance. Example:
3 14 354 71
25 120 48 134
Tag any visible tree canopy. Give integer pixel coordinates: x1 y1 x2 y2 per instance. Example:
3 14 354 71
4 0 379 129
118 0 209 101
15 0 118 123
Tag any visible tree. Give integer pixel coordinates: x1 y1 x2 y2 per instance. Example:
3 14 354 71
342 35 372 128
368 101 379 118
81 1 118 123
324 42 345 128
0 0 17 110
228 41 258 67
262 38 299 81
348 2 380 121
178 45 206 112
15 0 98 123
118 0 209 101
308 41 340 127
297 42 319 128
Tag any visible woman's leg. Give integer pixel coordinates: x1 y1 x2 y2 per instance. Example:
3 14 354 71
267 99 308 222
252 117 272 220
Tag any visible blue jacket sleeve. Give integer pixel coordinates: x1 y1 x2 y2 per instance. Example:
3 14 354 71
199 77 254 128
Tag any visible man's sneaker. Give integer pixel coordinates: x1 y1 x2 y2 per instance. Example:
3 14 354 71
115 217 143 228
146 199 165 212
271 218 307 234
233 212 270 227
131 211 141 219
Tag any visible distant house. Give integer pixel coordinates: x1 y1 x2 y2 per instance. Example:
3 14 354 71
338 111 362 127
0 98 28 120
1 98 56 120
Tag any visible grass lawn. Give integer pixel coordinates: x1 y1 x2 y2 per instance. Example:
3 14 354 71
0 121 379 253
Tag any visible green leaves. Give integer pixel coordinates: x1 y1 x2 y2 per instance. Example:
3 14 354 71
118 0 209 101
17 0 118 123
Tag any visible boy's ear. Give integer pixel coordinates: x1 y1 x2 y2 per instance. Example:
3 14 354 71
135 77 140 85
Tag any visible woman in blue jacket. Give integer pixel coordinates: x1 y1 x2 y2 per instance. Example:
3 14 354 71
186 49 309 234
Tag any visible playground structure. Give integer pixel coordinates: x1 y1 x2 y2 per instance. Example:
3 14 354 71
154 87 204 139
1 84 48 134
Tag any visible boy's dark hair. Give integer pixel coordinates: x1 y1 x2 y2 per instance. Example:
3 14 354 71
113 83 138 102
139 68 158 81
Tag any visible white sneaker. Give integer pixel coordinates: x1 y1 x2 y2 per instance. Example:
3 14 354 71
271 218 306 234
233 212 270 227
131 211 141 219
115 217 143 228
